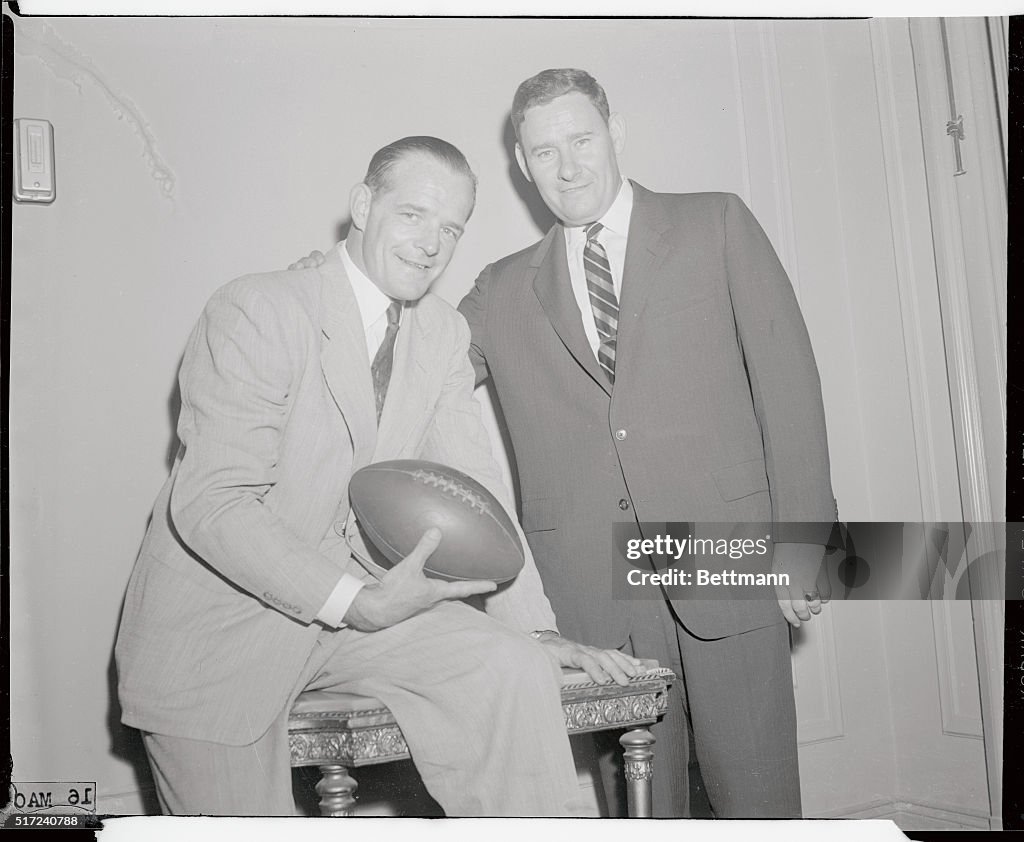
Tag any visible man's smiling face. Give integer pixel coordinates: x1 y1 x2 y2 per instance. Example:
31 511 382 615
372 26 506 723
350 151 475 301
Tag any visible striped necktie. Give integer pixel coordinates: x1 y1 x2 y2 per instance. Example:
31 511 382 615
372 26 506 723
584 222 618 384
371 300 402 423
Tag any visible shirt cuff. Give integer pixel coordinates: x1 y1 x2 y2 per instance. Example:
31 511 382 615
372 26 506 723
316 573 367 629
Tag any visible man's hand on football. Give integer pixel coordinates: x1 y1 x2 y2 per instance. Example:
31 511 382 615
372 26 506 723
343 528 497 632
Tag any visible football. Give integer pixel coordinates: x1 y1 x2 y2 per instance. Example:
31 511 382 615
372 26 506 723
348 459 525 583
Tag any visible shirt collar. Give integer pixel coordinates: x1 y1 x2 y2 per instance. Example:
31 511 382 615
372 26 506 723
566 179 633 243
338 240 395 334
599 178 633 237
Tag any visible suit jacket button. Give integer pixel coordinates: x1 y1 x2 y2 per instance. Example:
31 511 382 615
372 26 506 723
614 429 627 441
618 499 630 511
334 521 347 537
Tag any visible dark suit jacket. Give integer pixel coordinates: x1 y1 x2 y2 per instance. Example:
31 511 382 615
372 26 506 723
459 184 837 647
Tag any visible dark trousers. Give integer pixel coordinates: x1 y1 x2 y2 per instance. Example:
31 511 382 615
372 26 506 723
595 601 801 818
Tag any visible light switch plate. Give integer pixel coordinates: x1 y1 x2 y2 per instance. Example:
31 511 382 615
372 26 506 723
14 118 56 204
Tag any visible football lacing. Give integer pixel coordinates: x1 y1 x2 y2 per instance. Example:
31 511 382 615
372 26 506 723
410 469 490 515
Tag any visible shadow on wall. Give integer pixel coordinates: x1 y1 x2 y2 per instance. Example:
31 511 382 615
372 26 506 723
501 111 556 236
334 219 352 249
105 631 161 813
105 357 186 814
165 356 183 472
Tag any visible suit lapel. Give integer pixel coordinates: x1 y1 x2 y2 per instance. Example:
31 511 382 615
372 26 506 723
615 181 674 385
318 250 378 471
531 226 611 395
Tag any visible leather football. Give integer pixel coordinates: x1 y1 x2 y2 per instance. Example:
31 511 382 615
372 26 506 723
348 460 524 583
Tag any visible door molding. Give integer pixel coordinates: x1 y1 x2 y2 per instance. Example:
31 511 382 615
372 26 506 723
906 16 1008 829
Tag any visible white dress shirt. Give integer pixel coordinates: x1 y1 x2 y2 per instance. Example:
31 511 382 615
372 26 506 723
563 179 633 359
316 240 403 628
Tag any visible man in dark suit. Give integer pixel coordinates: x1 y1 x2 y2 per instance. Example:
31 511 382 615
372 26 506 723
457 69 838 817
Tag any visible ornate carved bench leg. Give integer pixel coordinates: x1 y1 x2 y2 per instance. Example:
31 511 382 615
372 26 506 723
620 728 655 818
315 764 357 817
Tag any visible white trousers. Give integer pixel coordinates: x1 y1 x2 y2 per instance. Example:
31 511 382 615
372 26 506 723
143 601 588 817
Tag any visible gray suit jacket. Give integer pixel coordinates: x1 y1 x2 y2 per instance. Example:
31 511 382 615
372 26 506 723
459 185 837 647
116 247 557 745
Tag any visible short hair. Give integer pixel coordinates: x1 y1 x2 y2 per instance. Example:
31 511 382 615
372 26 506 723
363 136 477 202
511 69 611 143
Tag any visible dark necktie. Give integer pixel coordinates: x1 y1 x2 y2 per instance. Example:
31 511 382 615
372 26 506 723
584 222 618 383
371 300 402 422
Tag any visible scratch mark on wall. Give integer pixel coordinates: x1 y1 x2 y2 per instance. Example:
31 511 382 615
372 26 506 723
16 22 177 201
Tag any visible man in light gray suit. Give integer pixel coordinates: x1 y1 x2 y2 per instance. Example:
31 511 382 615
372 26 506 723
115 136 640 817
457 70 838 818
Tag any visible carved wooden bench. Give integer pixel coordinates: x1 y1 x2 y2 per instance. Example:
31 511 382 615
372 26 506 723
289 666 675 817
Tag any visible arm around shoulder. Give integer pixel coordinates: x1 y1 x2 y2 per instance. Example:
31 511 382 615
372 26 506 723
457 264 495 388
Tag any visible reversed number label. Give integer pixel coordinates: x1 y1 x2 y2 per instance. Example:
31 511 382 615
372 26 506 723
9 781 96 812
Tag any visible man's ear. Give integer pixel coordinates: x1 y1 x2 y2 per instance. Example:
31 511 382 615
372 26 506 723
514 143 533 183
608 113 626 156
349 182 372 230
